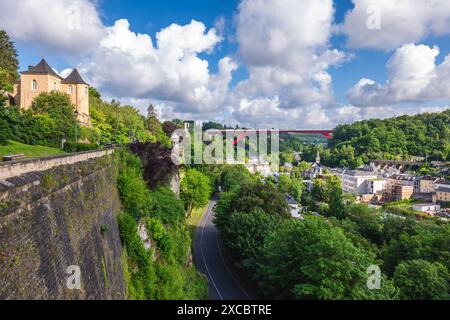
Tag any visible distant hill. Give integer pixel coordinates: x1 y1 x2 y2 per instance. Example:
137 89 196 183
280 110 449 169
317 110 450 168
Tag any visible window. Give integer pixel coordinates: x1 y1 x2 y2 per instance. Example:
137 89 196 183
53 82 57 90
68 85 73 94
32 80 37 90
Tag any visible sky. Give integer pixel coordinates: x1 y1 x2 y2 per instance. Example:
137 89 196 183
1 0 450 129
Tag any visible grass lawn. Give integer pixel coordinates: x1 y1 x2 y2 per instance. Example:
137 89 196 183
187 203 210 241
0 141 65 160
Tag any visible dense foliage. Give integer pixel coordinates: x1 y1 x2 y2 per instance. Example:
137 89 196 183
116 149 208 300
211 163 450 300
0 94 77 148
282 110 450 169
180 169 212 216
0 30 19 92
89 88 156 145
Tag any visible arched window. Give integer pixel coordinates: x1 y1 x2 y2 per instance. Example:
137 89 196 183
32 80 37 90
53 82 57 90
68 85 73 94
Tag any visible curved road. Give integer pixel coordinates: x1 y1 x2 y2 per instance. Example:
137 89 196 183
193 199 258 300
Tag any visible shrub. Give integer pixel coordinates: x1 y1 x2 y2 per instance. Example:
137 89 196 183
63 142 99 153
152 187 185 224
117 213 157 299
116 150 153 220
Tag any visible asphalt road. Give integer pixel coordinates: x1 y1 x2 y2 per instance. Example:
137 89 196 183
193 199 257 300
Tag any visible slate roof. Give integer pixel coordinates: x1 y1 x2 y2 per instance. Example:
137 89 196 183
62 68 89 85
436 186 450 193
21 59 63 79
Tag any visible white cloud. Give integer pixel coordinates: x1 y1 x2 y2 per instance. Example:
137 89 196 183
231 97 334 129
233 0 345 110
341 0 450 51
3 0 447 128
0 0 104 55
59 68 73 78
80 19 233 113
348 43 450 107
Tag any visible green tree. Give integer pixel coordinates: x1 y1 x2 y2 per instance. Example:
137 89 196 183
0 103 12 145
0 30 19 92
256 217 378 300
326 175 346 219
394 259 449 300
346 204 384 245
289 178 305 203
152 186 185 225
32 91 77 146
311 178 327 201
226 182 291 219
220 165 255 192
383 223 450 276
220 208 279 270
180 169 212 216
278 174 292 194
146 104 169 145
116 149 153 220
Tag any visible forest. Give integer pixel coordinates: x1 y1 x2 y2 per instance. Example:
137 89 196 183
205 164 450 300
282 111 450 168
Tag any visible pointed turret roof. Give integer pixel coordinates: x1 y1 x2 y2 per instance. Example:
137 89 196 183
21 58 63 79
62 68 89 85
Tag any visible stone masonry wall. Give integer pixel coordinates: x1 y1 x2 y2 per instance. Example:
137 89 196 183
0 154 126 300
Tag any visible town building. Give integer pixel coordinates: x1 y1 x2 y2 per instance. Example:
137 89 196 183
433 186 450 203
367 178 387 195
392 185 414 201
285 195 303 220
434 178 450 190
13 59 90 126
246 157 272 177
388 175 420 193
419 176 438 193
338 170 379 195
412 203 441 213
304 163 323 180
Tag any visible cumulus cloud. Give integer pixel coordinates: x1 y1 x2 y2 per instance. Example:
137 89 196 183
231 97 333 129
341 0 450 51
348 43 450 107
3 0 447 128
233 0 346 111
0 0 104 55
0 0 234 114
80 19 233 113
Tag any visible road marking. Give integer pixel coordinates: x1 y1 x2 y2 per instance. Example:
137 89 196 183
214 223 252 300
200 201 224 300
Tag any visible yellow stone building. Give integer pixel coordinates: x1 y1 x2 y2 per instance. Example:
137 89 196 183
13 59 91 126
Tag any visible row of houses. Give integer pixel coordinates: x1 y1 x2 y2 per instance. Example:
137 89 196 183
327 168 450 204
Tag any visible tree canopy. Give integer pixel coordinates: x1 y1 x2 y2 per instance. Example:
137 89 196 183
0 30 19 92
180 169 212 216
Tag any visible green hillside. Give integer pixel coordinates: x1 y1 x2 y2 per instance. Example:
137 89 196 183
0 140 64 160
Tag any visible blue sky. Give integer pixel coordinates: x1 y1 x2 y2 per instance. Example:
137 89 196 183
4 0 450 128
